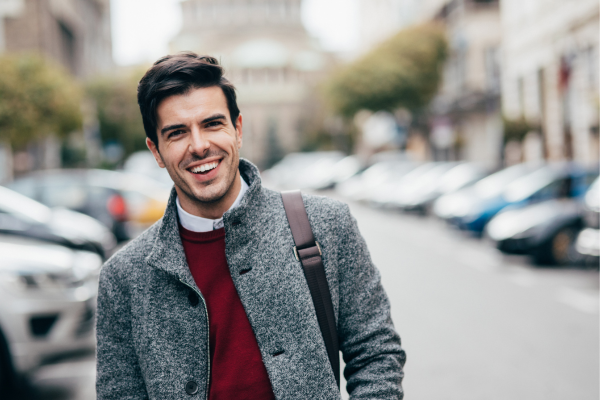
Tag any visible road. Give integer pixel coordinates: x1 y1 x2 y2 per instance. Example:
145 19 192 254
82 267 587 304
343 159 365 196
26 196 599 400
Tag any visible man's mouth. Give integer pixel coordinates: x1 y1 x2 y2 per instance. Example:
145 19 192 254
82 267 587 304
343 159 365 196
188 160 220 174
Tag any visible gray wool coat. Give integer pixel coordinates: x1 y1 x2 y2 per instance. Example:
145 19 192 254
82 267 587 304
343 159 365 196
96 159 406 400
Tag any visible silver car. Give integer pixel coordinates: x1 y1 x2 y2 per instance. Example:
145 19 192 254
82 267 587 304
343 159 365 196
0 234 102 394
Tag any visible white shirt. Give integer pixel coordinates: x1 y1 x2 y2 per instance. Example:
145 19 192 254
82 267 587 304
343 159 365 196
176 174 249 232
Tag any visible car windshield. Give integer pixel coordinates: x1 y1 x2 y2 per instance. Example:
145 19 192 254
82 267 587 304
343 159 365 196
474 163 540 199
0 185 52 223
438 164 485 193
503 166 563 202
585 176 599 209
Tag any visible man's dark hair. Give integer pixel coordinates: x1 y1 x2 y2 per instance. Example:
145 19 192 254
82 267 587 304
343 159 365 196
137 52 240 147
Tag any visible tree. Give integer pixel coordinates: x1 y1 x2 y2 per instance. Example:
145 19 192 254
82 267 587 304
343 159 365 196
326 24 448 117
86 68 148 160
0 54 82 148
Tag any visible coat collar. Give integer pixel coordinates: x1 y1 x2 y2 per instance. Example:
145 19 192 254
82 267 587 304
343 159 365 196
145 158 264 284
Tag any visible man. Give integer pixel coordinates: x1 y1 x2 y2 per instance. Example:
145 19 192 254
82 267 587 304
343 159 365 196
96 53 406 399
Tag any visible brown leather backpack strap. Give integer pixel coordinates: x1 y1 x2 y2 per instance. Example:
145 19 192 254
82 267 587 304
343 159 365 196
281 190 340 389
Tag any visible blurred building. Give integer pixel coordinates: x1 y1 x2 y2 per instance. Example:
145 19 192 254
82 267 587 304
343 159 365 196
356 0 502 167
357 0 448 54
356 0 599 167
0 0 113 177
170 0 331 168
0 0 113 78
429 0 503 168
501 0 599 164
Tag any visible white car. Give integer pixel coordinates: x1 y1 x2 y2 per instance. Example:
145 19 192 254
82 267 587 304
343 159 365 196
0 234 102 394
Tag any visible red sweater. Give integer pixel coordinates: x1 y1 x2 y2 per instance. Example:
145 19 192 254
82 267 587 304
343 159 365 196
179 225 275 400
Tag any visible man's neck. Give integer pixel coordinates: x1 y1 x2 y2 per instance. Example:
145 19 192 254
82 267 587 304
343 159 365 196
176 171 242 219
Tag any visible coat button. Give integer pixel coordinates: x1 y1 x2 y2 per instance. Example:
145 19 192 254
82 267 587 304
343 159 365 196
188 292 199 307
185 380 198 395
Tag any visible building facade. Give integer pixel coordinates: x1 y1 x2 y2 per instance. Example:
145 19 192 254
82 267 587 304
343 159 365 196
356 0 448 54
355 0 503 167
0 0 113 78
0 0 112 177
501 0 599 164
171 0 331 168
430 0 503 168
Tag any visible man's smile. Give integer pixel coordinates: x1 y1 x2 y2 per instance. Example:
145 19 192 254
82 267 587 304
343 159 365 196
184 158 223 182
188 159 220 174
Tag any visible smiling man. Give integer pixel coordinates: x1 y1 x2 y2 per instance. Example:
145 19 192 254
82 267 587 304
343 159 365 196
95 53 406 400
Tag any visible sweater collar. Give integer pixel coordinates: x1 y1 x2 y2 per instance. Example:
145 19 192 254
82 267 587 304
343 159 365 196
146 158 264 283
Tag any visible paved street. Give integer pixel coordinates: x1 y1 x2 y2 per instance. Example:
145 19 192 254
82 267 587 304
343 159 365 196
26 196 599 400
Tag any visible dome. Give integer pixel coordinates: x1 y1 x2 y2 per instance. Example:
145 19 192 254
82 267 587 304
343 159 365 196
232 39 289 69
292 51 325 71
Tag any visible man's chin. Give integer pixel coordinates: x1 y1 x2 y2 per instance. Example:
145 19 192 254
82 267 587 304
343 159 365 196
186 182 229 204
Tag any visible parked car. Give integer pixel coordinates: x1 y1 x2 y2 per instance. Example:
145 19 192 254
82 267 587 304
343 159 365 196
0 185 116 259
262 151 346 190
486 198 585 265
386 162 471 213
434 162 592 235
367 162 434 207
433 162 542 230
7 169 171 242
123 150 173 186
310 155 364 190
575 176 600 266
337 159 418 202
0 234 102 394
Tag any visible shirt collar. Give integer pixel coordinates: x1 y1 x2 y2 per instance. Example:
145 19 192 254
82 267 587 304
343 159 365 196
176 174 249 232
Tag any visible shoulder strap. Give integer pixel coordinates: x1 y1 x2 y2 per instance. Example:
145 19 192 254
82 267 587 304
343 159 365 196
281 190 340 388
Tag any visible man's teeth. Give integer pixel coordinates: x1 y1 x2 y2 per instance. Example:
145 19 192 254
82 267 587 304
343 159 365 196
191 162 218 173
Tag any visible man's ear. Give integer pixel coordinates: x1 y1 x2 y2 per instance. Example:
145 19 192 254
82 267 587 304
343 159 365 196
146 137 166 168
235 114 243 149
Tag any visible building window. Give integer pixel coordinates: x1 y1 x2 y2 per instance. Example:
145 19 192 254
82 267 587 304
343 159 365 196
537 68 545 122
484 46 501 93
59 21 76 75
517 77 525 118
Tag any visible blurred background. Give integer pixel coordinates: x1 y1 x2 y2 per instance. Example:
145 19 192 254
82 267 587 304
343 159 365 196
0 0 598 399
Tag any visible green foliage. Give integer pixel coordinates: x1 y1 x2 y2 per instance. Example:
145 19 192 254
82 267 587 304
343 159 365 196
86 68 148 158
503 117 537 143
326 24 448 117
0 54 83 148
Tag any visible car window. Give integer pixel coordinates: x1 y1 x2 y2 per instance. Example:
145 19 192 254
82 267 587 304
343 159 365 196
40 183 88 210
0 186 51 223
475 163 538 199
503 167 558 202
7 177 37 199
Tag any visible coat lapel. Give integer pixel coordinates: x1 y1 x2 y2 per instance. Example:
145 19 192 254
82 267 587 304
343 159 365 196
145 158 262 290
145 188 196 288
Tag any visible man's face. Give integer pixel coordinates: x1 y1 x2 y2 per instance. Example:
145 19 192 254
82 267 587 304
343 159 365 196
147 86 242 211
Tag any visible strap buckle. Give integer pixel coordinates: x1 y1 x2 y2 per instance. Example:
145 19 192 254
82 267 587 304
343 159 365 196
293 241 322 262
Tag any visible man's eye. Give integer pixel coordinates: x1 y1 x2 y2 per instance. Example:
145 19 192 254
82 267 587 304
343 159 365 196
169 130 184 138
206 121 223 128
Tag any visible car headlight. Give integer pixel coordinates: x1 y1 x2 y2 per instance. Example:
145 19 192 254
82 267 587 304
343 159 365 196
0 268 80 293
0 251 102 294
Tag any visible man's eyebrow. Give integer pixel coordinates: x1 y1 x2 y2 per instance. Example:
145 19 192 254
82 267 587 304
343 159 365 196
160 114 227 136
202 114 227 124
160 124 186 136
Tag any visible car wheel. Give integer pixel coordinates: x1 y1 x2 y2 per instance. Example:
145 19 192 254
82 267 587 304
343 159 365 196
0 329 17 398
533 227 577 266
0 357 4 394
0 341 10 396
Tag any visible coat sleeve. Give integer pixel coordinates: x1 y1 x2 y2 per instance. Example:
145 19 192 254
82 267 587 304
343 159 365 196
336 204 406 399
96 260 149 399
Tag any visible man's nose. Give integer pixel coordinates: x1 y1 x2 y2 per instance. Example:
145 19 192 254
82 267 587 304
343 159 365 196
188 127 210 156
